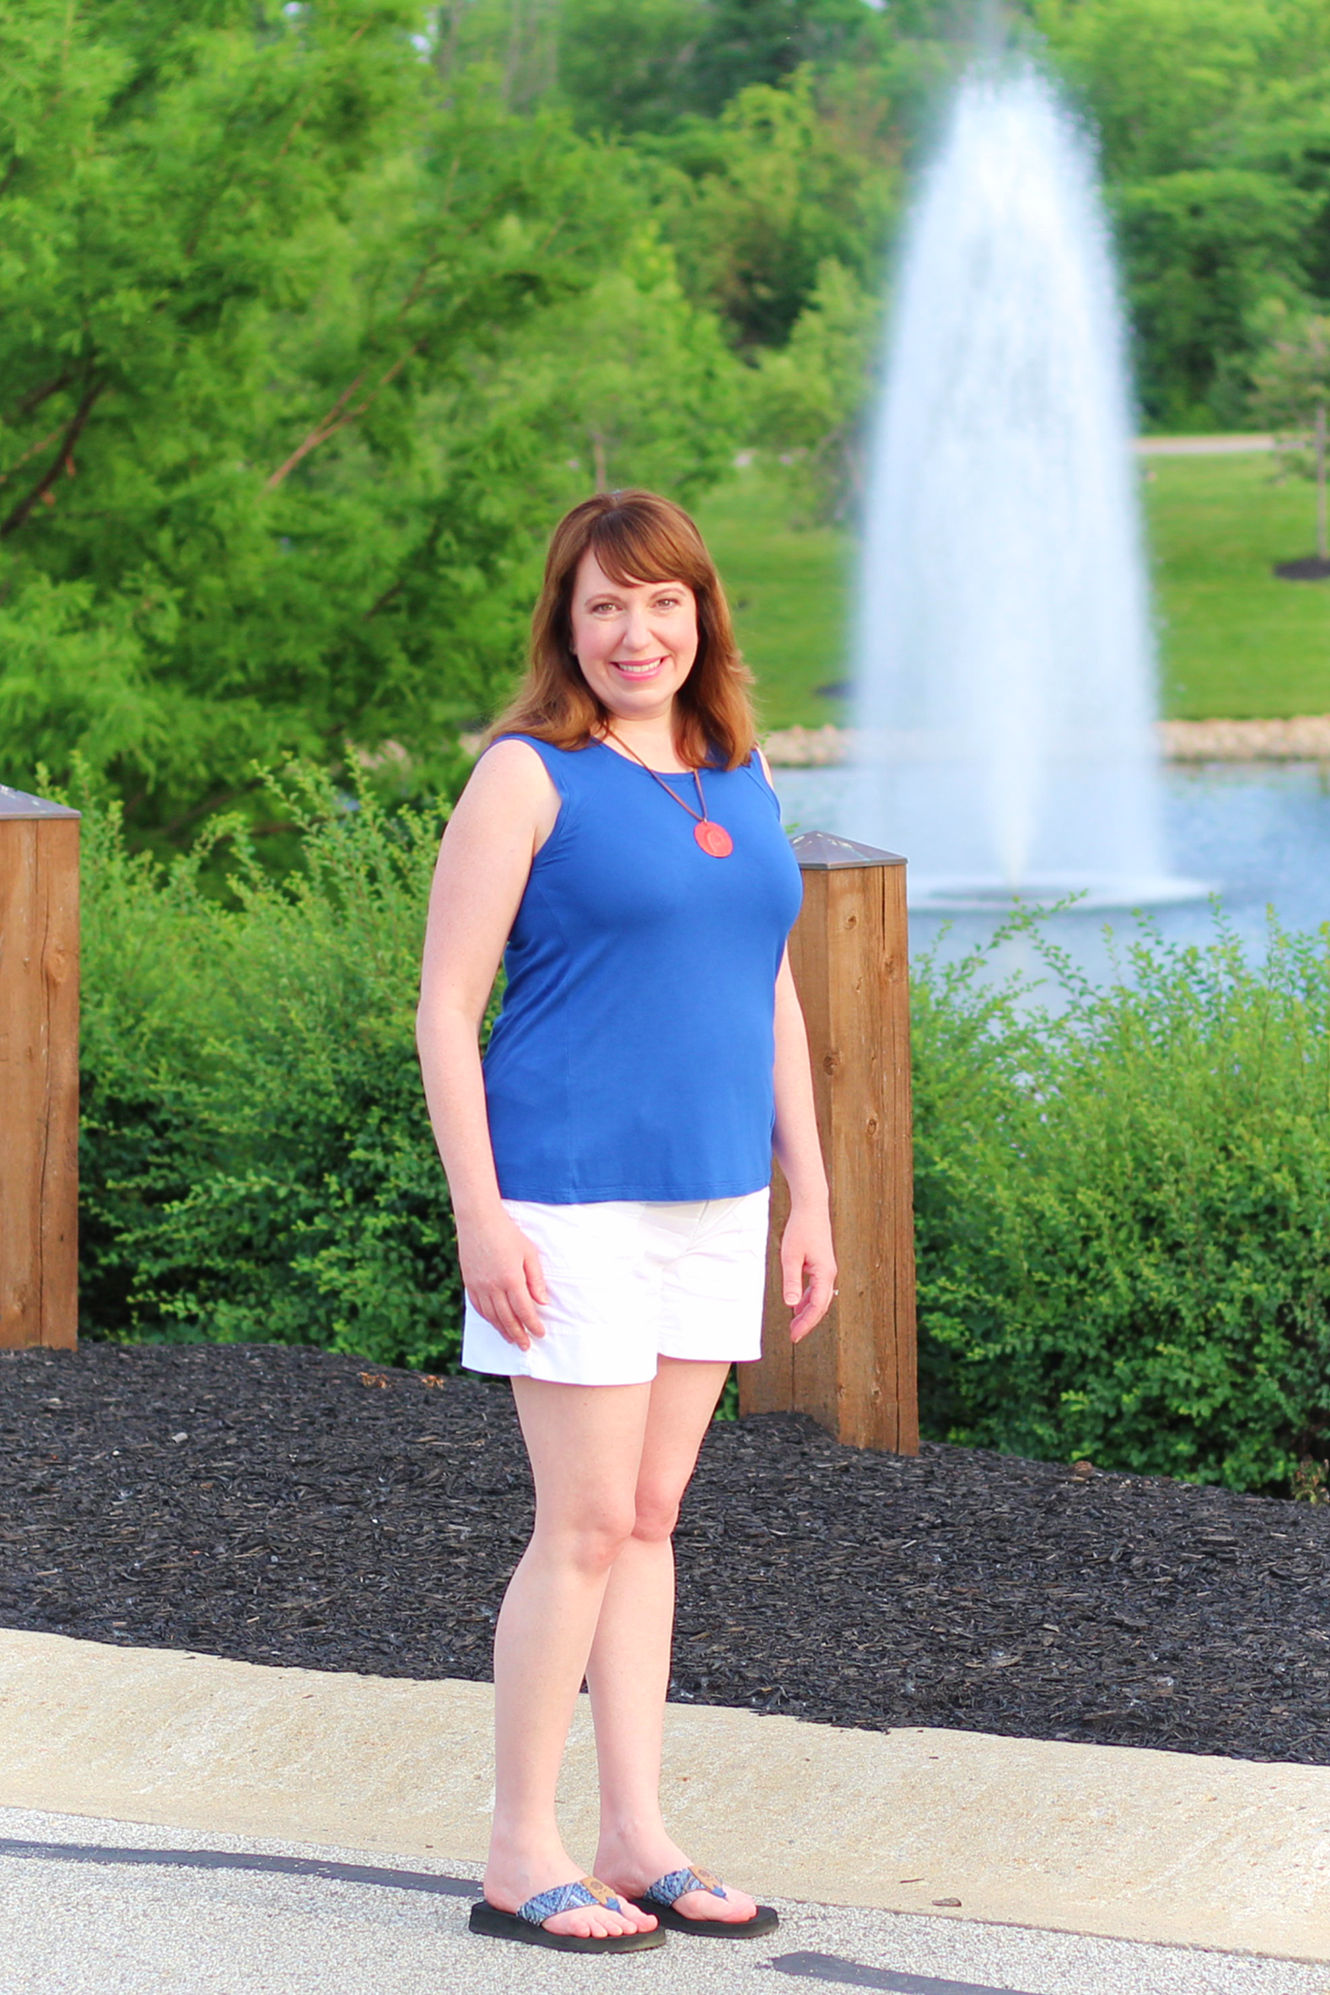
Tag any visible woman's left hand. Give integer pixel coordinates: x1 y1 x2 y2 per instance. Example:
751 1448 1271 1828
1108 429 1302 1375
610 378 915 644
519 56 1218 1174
780 1200 837 1343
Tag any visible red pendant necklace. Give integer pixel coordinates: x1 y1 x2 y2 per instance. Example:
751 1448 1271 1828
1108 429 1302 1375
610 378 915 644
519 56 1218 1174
602 730 734 857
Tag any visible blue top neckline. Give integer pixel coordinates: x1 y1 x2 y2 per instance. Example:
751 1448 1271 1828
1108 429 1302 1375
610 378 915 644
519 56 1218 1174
589 737 720 779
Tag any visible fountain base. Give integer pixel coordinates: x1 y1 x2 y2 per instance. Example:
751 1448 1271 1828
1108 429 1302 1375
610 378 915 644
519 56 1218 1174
911 873 1216 914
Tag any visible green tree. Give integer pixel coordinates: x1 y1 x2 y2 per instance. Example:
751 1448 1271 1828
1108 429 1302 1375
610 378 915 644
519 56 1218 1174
555 0 896 134
748 257 882 520
1034 0 1330 426
555 0 709 135
1033 0 1281 180
657 67 903 350
1249 303 1330 562
0 1 736 851
498 229 742 501
1113 169 1316 428
429 0 561 110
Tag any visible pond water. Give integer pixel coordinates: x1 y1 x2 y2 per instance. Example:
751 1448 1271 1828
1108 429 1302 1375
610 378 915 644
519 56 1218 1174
773 761 1330 985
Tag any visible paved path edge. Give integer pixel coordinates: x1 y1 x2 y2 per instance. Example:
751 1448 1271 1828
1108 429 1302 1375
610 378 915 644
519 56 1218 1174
1 1627 1326 1963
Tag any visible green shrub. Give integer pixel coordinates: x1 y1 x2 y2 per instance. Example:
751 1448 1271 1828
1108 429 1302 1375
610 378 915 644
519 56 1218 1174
912 907 1330 1495
77 765 468 1372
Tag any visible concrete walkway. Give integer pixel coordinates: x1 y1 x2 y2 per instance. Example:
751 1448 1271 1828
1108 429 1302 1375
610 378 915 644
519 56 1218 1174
1 1628 1327 1994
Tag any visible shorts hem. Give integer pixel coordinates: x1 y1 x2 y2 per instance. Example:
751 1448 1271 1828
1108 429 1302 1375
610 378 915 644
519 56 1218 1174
493 1181 772 1205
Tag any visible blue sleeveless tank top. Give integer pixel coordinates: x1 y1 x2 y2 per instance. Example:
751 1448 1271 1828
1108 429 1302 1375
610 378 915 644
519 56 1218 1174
482 735 803 1203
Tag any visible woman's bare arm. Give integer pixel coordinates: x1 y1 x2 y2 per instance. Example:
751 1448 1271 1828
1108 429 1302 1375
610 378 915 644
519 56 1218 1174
754 743 836 1342
772 946 837 1342
416 740 559 1346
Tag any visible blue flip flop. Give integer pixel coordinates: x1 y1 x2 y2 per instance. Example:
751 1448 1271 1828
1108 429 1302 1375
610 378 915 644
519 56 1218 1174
469 1874 666 1952
629 1864 779 1938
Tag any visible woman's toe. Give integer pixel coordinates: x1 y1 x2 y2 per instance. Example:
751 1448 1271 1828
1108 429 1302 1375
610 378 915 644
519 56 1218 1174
545 1907 593 1938
677 1884 758 1922
539 1884 656 1939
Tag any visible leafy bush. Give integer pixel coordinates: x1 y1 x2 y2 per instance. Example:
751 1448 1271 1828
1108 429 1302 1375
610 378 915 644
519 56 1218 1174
912 907 1330 1494
77 765 467 1372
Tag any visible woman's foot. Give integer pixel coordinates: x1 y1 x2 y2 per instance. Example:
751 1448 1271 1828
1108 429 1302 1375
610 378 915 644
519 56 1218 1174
483 1843 659 1940
594 1831 760 1926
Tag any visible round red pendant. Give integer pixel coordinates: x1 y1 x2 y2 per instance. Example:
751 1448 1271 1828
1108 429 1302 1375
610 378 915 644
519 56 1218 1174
695 819 733 858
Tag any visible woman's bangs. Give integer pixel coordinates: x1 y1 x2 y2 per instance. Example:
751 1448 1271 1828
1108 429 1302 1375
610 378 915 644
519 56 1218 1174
587 510 706 590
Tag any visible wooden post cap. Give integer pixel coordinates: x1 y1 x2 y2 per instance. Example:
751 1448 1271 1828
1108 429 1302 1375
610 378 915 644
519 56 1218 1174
0 786 80 820
790 830 905 869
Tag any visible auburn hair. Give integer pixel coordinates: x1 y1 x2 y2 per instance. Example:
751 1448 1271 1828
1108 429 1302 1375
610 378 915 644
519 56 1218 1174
484 490 758 770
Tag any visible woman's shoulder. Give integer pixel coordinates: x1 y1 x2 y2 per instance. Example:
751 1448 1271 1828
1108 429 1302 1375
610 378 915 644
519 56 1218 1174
462 736 563 812
486 730 596 765
471 734 601 836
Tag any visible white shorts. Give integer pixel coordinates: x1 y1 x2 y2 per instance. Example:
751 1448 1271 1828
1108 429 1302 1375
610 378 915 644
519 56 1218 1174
461 1189 771 1387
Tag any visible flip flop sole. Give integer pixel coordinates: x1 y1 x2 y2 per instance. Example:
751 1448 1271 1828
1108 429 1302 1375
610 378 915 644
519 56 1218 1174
629 1896 779 1938
468 1899 666 1952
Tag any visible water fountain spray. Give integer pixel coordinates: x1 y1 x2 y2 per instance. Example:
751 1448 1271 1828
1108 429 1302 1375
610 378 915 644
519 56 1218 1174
853 59 1205 910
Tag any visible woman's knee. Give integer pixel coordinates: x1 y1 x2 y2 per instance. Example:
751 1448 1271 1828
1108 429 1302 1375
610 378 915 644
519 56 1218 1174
631 1479 684 1544
534 1497 638 1573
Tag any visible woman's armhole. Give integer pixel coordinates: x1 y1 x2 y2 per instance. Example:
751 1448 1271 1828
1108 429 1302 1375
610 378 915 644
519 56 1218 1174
480 736 564 855
749 744 783 814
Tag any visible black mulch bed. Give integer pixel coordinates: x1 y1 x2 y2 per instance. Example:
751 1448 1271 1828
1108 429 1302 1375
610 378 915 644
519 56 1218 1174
2 1342 1327 1766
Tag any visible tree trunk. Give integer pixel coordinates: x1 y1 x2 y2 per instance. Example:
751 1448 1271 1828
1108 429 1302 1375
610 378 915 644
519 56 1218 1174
1317 401 1327 563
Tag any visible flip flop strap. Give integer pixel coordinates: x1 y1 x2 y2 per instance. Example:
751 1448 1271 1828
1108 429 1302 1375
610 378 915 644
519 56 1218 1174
645 1865 728 1905
516 1875 623 1925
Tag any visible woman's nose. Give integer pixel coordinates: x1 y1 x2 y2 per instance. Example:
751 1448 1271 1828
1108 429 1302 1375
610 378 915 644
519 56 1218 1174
621 606 653 652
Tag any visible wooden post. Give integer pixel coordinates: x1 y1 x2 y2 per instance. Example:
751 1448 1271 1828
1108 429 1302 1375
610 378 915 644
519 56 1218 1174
0 787 80 1349
740 831 918 1452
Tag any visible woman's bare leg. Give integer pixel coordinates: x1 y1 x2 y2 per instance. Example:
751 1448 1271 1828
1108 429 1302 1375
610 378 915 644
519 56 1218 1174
483 1376 659 1940
588 1358 760 1924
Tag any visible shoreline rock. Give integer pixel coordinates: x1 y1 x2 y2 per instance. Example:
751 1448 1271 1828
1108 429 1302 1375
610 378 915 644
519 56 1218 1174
459 718 1330 767
762 717 1330 767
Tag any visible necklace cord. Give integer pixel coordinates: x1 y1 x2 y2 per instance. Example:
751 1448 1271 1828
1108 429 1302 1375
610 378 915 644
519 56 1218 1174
602 729 710 823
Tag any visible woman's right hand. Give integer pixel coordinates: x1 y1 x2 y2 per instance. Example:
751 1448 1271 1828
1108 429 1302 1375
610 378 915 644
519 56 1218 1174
457 1209 549 1348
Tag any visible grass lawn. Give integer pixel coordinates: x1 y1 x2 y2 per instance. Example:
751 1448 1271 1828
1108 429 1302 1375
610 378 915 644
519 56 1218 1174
1144 454 1330 719
693 467 855 732
696 453 1330 728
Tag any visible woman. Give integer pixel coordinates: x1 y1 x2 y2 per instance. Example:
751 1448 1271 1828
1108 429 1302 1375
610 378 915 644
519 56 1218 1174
416 489 836 1956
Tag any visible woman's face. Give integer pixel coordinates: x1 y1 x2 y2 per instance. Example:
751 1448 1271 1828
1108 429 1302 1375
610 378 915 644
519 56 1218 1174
567 548 698 724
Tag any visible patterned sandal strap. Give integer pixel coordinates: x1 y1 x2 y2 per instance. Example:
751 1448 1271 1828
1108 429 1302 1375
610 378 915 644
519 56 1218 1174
644 1865 728 1906
516 1875 624 1925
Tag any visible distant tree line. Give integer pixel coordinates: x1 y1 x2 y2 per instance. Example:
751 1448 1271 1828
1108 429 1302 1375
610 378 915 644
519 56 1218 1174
4 0 1329 849
447 0 1330 436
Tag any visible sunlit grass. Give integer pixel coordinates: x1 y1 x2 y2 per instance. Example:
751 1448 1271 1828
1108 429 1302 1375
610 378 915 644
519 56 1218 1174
1145 453 1330 720
693 466 855 732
